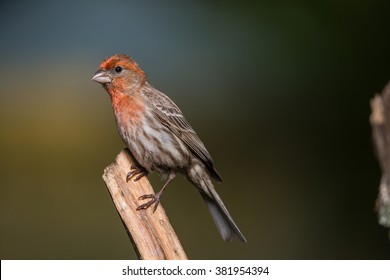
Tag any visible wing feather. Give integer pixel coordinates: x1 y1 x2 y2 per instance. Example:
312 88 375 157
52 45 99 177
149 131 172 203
149 90 222 181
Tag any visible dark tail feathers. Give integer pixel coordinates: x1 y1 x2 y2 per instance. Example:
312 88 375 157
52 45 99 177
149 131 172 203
199 181 246 242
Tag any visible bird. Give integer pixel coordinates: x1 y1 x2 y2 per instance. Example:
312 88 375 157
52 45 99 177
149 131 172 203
92 54 246 242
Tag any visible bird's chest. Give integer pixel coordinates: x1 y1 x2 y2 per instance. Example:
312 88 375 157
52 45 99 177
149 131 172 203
117 111 189 172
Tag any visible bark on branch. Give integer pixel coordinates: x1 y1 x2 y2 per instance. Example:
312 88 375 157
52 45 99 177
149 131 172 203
102 148 188 260
370 82 390 235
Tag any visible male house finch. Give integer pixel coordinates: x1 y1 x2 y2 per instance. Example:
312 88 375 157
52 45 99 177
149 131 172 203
92 54 246 242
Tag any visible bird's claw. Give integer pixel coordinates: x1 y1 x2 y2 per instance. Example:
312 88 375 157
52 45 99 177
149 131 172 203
126 165 148 182
136 194 160 213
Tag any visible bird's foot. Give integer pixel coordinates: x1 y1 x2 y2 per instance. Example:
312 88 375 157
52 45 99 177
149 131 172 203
135 171 176 213
126 165 148 182
136 193 161 213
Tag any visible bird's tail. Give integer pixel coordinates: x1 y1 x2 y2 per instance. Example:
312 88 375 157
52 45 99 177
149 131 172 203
198 178 247 242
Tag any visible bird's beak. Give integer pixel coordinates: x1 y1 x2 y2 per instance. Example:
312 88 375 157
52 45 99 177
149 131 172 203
92 69 112 84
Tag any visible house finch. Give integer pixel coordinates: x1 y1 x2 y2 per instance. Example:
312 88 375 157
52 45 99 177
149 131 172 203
92 54 246 242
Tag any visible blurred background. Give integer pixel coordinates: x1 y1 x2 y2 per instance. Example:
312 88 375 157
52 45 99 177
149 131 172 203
1 0 390 259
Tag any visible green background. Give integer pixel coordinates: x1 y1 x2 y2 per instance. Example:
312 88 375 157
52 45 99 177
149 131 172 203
1 0 389 259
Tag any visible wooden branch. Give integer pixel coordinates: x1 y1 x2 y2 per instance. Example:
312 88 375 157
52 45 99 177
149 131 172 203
102 148 188 260
370 82 390 233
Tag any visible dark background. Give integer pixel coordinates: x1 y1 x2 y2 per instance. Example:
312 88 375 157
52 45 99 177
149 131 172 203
1 0 389 259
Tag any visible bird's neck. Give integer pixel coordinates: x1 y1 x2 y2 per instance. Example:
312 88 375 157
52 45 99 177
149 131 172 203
108 86 145 123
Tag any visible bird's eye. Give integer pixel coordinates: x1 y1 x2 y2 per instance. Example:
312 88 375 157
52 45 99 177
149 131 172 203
115 66 123 73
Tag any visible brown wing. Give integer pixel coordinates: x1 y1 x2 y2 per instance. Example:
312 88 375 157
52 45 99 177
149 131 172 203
149 90 222 182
